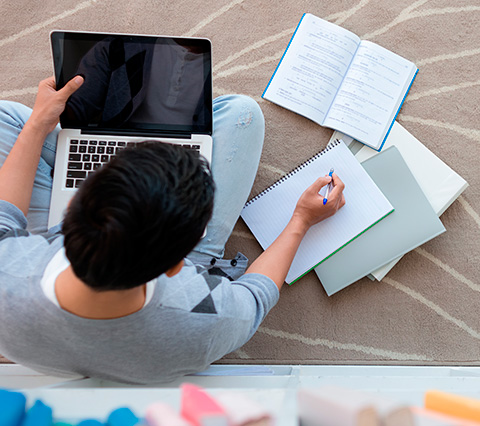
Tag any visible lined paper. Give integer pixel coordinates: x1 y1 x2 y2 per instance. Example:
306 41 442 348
241 140 393 284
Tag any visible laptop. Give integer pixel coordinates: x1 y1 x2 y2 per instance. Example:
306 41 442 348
48 30 213 228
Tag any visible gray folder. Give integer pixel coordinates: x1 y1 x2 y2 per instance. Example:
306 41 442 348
314 146 446 296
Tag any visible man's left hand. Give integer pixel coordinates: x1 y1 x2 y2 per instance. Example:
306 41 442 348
28 75 84 136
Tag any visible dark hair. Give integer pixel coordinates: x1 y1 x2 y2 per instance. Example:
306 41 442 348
62 142 214 291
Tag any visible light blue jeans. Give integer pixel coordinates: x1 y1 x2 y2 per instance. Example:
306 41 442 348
0 95 264 266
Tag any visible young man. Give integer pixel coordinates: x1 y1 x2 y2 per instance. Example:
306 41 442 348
0 76 345 384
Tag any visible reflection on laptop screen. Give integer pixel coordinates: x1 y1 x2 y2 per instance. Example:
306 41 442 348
51 32 213 135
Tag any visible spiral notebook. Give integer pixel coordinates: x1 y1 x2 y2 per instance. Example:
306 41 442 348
241 139 394 284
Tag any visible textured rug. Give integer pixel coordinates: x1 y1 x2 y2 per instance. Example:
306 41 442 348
1 0 479 367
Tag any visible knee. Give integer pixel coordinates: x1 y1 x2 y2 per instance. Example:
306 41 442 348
0 100 27 113
214 94 265 131
230 95 264 129
0 101 31 127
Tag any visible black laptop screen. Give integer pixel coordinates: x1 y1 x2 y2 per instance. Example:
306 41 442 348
51 31 213 135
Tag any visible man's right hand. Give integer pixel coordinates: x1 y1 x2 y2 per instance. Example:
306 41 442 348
245 173 345 290
292 173 345 231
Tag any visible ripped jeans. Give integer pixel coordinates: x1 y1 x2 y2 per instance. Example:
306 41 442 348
0 95 265 275
188 95 264 276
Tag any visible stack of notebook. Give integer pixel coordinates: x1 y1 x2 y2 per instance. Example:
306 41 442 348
241 122 468 296
241 139 395 285
313 123 468 295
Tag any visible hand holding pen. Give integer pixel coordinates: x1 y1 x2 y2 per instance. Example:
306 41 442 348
323 168 334 205
293 171 345 229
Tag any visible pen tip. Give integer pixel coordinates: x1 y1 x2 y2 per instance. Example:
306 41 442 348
323 199 327 205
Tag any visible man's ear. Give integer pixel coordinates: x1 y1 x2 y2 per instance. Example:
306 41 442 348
165 260 184 277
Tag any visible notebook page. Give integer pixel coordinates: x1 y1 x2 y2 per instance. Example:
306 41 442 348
241 140 393 284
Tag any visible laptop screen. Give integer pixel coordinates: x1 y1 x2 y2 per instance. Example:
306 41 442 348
51 31 213 135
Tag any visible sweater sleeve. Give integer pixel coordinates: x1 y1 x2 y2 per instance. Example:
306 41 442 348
198 270 280 362
0 200 27 239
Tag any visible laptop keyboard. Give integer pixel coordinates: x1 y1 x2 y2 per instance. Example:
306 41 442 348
66 138 201 189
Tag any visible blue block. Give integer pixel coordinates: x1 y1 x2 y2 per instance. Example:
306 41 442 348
76 421 104 426
107 408 139 426
21 400 53 426
0 389 26 426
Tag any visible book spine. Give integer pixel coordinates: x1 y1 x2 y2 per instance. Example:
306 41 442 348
262 13 307 98
378 68 419 151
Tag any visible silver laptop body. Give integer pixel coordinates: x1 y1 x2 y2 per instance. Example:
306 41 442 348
48 31 213 228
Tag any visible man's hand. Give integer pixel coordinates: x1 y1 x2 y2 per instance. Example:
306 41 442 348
27 75 84 136
0 75 83 215
292 173 345 231
246 173 345 290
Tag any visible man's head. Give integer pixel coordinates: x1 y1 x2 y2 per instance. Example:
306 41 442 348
62 142 214 291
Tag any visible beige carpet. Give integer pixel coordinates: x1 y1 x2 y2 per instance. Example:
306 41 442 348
1 0 479 366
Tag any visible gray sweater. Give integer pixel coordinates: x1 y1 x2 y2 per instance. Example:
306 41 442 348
0 201 279 384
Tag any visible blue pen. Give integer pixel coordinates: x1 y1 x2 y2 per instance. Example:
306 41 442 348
323 168 334 205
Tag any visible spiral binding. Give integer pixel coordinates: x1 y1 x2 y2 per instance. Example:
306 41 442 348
244 138 341 207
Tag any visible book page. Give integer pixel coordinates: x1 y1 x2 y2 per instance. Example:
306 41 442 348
263 13 360 124
241 140 394 284
323 40 417 149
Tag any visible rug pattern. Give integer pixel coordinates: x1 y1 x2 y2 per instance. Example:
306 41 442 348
1 0 479 366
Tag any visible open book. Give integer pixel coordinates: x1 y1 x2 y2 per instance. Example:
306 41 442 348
241 140 394 284
263 13 418 151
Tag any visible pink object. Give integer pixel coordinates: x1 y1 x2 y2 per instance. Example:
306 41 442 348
145 402 193 426
180 383 229 426
215 392 273 426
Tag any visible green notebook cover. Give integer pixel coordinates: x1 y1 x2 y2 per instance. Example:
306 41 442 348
241 140 394 284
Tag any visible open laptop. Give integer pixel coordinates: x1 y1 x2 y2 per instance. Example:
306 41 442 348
48 30 213 228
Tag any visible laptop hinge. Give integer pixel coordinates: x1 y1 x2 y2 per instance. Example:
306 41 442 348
80 129 192 139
